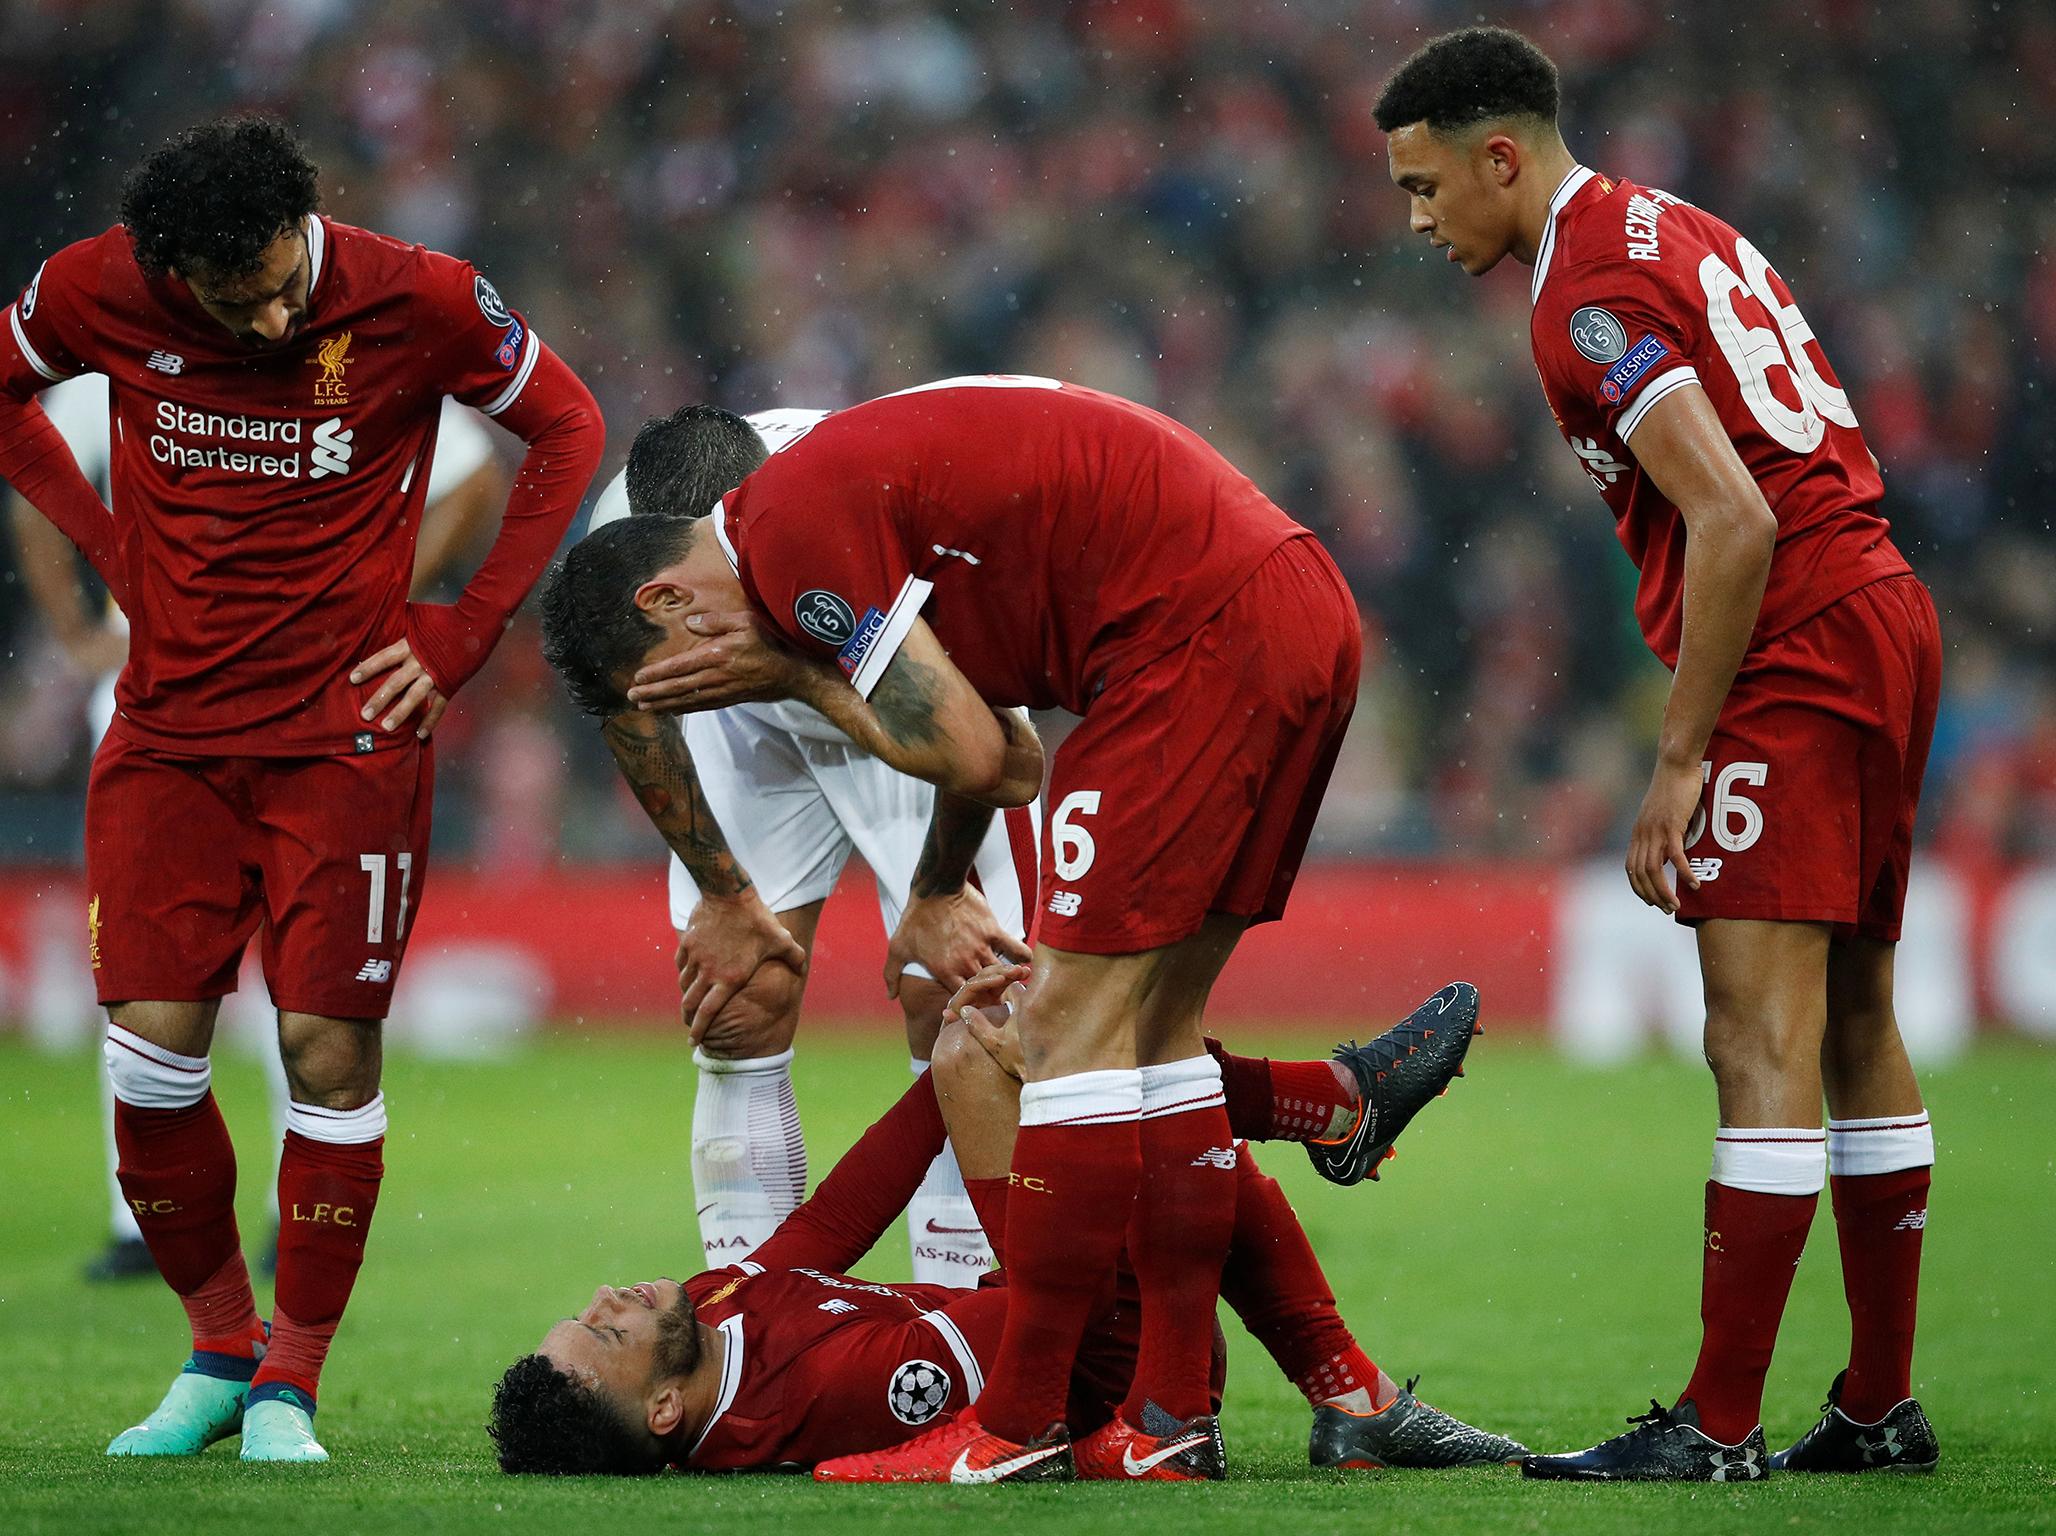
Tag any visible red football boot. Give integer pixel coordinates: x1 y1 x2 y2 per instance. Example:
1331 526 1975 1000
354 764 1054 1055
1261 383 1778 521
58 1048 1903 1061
813 1408 1073 1484
1073 1409 1226 1481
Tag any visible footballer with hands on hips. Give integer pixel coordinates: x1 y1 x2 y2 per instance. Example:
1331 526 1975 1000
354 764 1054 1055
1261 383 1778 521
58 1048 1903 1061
1374 27 1941 1482
551 402 1038 1284
0 115 603 1463
557 374 1478 1483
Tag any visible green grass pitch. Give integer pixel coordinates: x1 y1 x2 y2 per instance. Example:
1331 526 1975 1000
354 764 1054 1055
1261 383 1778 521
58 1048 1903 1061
1 1030 2051 1534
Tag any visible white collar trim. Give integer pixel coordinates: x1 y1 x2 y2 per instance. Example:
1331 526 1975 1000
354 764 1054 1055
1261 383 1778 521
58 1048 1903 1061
1531 164 1596 306
304 214 326 295
688 1312 746 1460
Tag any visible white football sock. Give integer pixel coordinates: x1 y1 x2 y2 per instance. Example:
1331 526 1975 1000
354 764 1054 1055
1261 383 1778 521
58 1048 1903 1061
906 1056 992 1287
691 1047 806 1267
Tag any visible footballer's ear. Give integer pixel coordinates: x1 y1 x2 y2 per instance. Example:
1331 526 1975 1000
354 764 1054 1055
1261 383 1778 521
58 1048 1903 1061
1483 130 1522 187
646 1378 689 1438
632 575 690 621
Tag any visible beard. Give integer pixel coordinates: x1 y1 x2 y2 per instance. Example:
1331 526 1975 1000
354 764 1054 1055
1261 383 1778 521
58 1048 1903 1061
652 1290 701 1377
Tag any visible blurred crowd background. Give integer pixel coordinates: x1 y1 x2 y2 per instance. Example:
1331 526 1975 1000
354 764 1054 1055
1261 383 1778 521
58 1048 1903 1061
1 0 2051 874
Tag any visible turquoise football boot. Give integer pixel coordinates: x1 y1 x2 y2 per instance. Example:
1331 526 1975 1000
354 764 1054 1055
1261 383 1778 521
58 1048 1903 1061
240 1388 328 1463
106 1366 250 1456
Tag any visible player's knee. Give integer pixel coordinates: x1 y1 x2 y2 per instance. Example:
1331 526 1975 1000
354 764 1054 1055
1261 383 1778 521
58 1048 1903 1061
277 1012 383 1107
1702 1006 1813 1087
899 976 950 1060
693 1012 796 1062
928 1017 989 1095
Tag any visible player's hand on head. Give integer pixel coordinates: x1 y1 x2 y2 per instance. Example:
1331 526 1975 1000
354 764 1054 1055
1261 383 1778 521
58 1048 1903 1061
676 891 808 1040
1626 755 1705 915
627 607 800 714
885 885 1032 998
349 637 449 739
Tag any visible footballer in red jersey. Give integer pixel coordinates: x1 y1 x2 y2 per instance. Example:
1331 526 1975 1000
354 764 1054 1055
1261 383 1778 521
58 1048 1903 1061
488 983 1523 1478
555 376 1410 1480
0 117 603 1462
1375 28 1941 1481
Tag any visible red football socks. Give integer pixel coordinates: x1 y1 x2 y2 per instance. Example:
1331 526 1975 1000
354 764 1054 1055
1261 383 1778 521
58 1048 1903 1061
253 1128 384 1403
1217 1147 1393 1409
965 1176 1011 1268
1680 1179 1818 1442
1207 1039 1358 1143
1832 1165 1930 1419
976 1070 1143 1443
1119 1056 1237 1425
113 1094 263 1360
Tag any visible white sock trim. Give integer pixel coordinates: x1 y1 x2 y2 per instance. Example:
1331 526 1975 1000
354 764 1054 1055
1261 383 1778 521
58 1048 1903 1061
1019 1068 1143 1128
693 1046 795 1076
1710 1126 1827 1196
286 1092 387 1145
1828 1112 1934 1177
910 1056 930 1077
1137 1054 1226 1119
104 1024 211 1109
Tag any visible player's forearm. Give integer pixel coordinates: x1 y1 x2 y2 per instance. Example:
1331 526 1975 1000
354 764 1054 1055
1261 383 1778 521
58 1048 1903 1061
600 710 754 900
0 395 124 606
411 348 602 692
912 790 997 899
794 661 1031 807
1660 502 1774 767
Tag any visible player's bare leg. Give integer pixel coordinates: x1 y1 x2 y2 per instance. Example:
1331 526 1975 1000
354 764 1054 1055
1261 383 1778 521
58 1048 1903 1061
903 975 994 1284
689 900 816 1266
234 1009 387 1463
1775 935 1939 1472
1528 917 1829 1482
104 998 269 1457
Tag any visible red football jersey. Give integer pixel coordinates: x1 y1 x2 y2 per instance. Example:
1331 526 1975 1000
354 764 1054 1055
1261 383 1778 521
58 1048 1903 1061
1 218 557 755
680 1260 999 1472
715 377 1310 713
1529 168 1910 668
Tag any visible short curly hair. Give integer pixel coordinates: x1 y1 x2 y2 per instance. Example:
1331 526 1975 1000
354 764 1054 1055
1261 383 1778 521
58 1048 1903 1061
1373 27 1560 134
120 115 320 279
488 1354 663 1475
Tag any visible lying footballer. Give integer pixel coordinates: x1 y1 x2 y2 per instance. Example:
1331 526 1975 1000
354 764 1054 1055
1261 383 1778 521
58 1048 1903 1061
488 970 1524 1480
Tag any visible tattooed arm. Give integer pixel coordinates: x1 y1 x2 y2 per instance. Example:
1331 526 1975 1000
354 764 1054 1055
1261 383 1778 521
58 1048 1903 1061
791 619 1043 807
599 709 806 1035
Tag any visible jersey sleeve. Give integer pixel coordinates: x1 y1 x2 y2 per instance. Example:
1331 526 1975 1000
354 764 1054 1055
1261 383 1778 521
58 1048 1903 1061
720 475 928 701
410 249 545 420
1539 259 1700 442
3 238 103 399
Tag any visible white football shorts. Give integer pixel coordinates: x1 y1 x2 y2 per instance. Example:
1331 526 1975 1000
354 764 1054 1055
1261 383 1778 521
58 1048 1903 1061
670 705 1041 980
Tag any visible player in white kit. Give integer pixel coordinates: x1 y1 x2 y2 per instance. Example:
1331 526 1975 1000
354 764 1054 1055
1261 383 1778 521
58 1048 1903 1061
6 377 505 1280
573 405 1039 1283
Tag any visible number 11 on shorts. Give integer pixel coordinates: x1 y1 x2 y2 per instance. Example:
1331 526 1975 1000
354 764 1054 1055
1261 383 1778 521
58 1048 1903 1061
359 852 415 944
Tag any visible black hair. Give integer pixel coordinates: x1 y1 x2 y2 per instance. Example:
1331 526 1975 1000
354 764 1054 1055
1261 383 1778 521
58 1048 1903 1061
538 515 698 717
1373 27 1560 135
488 1354 662 1476
625 404 769 521
120 115 321 280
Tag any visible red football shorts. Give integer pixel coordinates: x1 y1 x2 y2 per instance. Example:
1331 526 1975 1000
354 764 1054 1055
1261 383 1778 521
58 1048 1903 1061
1676 573 1940 941
85 734 434 1018
1036 535 1362 955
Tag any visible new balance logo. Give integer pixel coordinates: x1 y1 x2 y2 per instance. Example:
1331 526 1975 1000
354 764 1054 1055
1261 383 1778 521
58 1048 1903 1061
145 350 185 375
1568 434 1628 487
1893 1208 1927 1232
1688 857 1723 882
354 959 392 983
1047 890 1082 917
309 416 354 479
818 1299 859 1314
1191 1147 1238 1170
